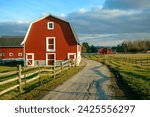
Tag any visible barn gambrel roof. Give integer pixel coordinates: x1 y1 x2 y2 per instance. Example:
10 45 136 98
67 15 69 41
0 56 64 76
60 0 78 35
21 14 80 45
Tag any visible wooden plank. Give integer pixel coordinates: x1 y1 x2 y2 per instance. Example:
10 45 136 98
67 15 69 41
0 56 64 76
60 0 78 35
55 67 61 71
55 70 62 75
22 66 38 71
0 71 18 77
62 60 69 64
39 69 53 72
0 84 19 96
62 63 69 67
22 75 40 84
0 77 18 86
21 71 39 79
63 66 69 71
40 73 53 77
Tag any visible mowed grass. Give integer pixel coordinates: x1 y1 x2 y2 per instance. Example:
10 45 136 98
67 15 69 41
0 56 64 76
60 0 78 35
109 54 150 59
84 54 150 99
0 66 17 73
0 61 86 100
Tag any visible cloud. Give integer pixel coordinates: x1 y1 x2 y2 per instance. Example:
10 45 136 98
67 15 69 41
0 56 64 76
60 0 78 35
0 0 150 46
104 0 150 10
79 8 88 13
79 33 150 46
60 13 66 18
67 8 150 34
66 2 150 46
0 22 29 36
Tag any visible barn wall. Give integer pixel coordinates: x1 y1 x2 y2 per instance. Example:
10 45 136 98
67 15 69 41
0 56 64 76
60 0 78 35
0 47 24 59
25 16 78 63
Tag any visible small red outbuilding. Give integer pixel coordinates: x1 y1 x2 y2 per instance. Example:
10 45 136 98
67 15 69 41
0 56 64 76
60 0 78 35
98 48 113 54
0 36 24 60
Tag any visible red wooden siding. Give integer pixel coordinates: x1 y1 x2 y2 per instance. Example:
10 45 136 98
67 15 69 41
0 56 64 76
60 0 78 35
0 47 24 59
25 16 78 61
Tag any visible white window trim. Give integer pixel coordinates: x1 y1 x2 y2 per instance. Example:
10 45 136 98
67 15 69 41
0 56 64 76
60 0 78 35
26 53 34 66
9 53 13 57
46 37 56 52
67 53 76 60
18 53 23 57
47 22 54 30
0 52 5 56
46 53 56 66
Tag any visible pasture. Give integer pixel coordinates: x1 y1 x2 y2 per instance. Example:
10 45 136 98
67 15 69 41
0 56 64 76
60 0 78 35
84 54 150 99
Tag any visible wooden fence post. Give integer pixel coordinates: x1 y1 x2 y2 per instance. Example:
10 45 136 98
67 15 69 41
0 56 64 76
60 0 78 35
61 61 63 73
18 64 22 93
68 60 71 70
38 65 42 84
140 59 142 66
53 62 56 79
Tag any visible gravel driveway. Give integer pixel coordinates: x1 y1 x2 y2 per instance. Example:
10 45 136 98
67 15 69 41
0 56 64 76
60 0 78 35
42 58 125 100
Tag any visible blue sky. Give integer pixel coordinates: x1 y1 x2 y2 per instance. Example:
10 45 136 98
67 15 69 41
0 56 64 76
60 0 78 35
0 0 105 22
0 0 150 46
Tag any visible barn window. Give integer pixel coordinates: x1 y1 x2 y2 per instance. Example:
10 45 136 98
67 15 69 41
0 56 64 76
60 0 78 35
46 37 55 52
0 52 5 56
68 53 76 60
18 53 22 57
47 22 54 30
9 53 13 57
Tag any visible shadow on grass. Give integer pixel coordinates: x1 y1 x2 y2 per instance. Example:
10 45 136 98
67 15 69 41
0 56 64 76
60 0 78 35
121 71 150 82
108 67 141 100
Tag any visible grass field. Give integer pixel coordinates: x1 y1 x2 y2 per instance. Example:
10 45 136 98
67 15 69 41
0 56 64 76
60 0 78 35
0 61 86 100
84 54 150 99
109 54 150 59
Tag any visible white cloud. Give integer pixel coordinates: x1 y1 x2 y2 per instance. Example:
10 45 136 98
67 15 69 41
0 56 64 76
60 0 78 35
79 8 87 13
78 33 150 46
67 7 150 34
17 20 29 24
104 0 150 9
60 13 66 18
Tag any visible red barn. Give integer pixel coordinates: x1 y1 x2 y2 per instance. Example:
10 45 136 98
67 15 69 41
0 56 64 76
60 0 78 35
21 14 81 66
0 36 24 61
98 48 113 54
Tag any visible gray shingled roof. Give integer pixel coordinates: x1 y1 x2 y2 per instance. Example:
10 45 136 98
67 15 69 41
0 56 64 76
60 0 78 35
0 36 24 47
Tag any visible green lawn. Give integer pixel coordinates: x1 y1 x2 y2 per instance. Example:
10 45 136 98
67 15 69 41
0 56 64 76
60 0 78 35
0 66 17 73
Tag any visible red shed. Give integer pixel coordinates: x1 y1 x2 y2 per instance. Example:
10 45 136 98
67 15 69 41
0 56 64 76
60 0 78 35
21 14 81 66
98 48 113 54
0 36 24 60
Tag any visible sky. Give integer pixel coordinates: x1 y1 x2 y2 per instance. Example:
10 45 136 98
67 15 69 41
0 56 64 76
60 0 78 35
0 0 150 46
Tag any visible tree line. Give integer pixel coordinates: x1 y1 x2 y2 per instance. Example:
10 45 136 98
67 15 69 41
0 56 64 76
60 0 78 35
112 39 150 53
82 42 98 53
82 39 150 53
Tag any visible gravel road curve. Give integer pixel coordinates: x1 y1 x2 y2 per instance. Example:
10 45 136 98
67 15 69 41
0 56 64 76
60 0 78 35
42 58 125 100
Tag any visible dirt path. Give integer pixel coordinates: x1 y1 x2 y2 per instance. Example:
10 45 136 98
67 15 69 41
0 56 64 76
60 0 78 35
42 58 125 100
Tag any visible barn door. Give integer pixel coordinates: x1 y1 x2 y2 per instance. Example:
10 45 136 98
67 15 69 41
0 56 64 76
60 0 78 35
26 53 34 66
46 53 55 66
